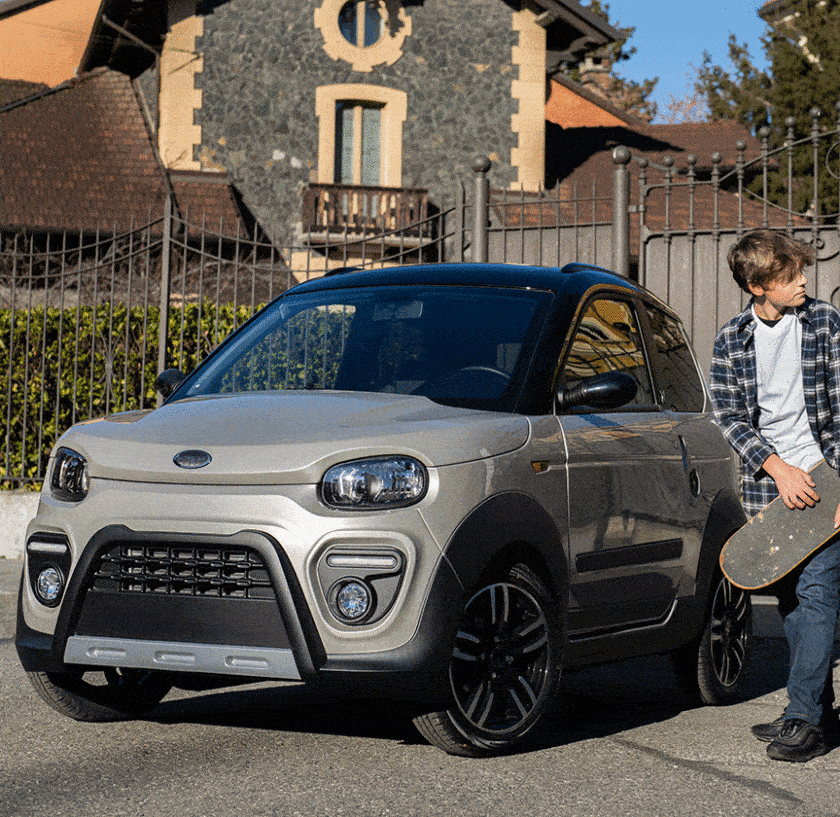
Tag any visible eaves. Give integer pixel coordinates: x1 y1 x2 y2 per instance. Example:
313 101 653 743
0 0 51 21
532 0 622 43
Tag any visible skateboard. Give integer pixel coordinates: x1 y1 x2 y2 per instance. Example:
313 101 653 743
720 460 840 591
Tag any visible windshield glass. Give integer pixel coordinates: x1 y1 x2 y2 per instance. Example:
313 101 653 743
179 285 552 411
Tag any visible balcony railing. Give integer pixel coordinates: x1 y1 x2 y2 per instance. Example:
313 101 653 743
302 183 431 246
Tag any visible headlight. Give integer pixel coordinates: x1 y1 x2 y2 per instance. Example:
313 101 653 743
50 447 90 502
321 456 428 509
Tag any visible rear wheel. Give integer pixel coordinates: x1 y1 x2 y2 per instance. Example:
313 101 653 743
413 563 562 756
27 668 174 722
672 569 752 704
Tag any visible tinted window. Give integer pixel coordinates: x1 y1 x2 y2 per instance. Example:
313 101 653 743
560 298 654 406
645 305 706 412
179 285 552 413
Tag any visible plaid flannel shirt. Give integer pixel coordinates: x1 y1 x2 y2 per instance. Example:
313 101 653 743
709 297 840 517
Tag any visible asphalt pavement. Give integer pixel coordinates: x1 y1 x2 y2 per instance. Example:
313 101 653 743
6 556 840 817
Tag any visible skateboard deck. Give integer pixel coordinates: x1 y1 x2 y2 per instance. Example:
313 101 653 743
720 460 840 590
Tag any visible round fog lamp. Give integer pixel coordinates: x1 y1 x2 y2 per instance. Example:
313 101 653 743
35 566 64 605
335 580 371 621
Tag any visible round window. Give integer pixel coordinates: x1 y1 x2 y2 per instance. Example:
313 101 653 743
315 0 412 73
338 1 382 48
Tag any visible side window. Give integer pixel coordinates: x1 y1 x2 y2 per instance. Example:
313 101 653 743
645 305 706 412
560 298 654 406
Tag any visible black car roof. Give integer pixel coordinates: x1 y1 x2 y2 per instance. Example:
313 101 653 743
286 262 648 304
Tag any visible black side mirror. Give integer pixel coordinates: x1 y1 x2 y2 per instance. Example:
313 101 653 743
155 368 187 399
556 371 638 411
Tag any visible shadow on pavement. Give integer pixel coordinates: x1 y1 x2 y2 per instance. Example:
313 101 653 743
151 683 430 746
536 637 792 748
6 556 818 756
146 633 798 754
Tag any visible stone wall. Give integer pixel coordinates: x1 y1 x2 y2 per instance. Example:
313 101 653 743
193 0 519 242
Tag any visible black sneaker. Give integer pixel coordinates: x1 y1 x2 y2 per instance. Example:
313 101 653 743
753 712 840 744
752 714 786 743
766 719 828 763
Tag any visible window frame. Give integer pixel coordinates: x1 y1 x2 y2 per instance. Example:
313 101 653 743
314 0 412 73
335 100 384 186
316 84 407 188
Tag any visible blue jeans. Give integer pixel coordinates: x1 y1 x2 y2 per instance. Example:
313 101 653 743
779 536 840 725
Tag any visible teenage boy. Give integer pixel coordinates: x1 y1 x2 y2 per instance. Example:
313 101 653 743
710 229 840 763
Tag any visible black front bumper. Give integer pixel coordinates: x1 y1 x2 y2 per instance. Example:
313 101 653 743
16 525 460 703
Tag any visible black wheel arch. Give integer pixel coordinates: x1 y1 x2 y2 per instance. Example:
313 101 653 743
691 487 747 629
441 492 569 604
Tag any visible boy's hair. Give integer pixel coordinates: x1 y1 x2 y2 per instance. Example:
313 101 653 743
727 230 816 294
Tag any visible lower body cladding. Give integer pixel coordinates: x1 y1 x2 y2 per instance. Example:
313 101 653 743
16 525 458 702
64 636 297 679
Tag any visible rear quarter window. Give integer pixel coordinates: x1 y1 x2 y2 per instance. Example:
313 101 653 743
645 305 706 412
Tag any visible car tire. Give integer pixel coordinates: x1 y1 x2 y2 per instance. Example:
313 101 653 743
671 568 752 705
27 668 174 722
412 563 562 757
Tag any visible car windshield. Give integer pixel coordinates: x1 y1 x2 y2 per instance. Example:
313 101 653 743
178 284 553 411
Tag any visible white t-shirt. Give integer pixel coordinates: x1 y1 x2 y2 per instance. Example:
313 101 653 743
752 305 824 471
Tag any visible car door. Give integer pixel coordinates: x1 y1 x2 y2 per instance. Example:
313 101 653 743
558 292 698 638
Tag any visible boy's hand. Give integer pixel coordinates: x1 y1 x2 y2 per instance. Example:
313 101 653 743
762 454 819 510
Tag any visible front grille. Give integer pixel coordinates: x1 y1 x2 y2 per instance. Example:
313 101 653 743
87 543 275 599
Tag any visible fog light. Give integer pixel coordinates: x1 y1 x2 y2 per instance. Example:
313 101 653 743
35 566 64 606
334 580 372 622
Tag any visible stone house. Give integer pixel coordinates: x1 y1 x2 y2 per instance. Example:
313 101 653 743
152 0 626 244
2 0 781 262
1 0 626 246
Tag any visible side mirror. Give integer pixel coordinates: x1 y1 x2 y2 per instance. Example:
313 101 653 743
155 368 187 399
556 371 638 411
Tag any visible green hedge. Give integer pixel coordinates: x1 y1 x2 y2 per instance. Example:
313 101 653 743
1 302 259 488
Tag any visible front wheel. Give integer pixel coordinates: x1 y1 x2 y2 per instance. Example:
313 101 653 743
413 563 562 756
672 569 752 705
27 668 174 722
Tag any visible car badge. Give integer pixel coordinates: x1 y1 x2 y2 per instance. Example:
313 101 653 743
173 450 212 469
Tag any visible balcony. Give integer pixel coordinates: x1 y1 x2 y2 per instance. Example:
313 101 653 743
302 183 432 251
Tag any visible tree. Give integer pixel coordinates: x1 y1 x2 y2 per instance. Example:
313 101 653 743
696 0 840 219
660 88 710 125
696 37 771 132
558 1 658 123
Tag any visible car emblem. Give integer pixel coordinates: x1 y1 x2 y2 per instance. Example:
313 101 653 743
173 450 212 469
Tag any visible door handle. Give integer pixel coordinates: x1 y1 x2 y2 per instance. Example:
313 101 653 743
679 435 701 497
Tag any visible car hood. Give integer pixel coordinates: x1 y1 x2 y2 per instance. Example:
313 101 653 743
57 391 530 484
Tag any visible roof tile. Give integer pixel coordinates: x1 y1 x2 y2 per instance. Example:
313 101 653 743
1 68 252 237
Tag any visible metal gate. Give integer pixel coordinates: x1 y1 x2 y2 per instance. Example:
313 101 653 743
3 108 839 486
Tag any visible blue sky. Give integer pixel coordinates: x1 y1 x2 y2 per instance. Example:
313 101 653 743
602 1 770 122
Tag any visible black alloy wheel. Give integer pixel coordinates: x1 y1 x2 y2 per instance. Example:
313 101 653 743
413 563 562 756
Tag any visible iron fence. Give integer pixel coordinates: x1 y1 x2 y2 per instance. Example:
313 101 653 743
637 106 840 374
3 110 840 486
0 191 466 486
